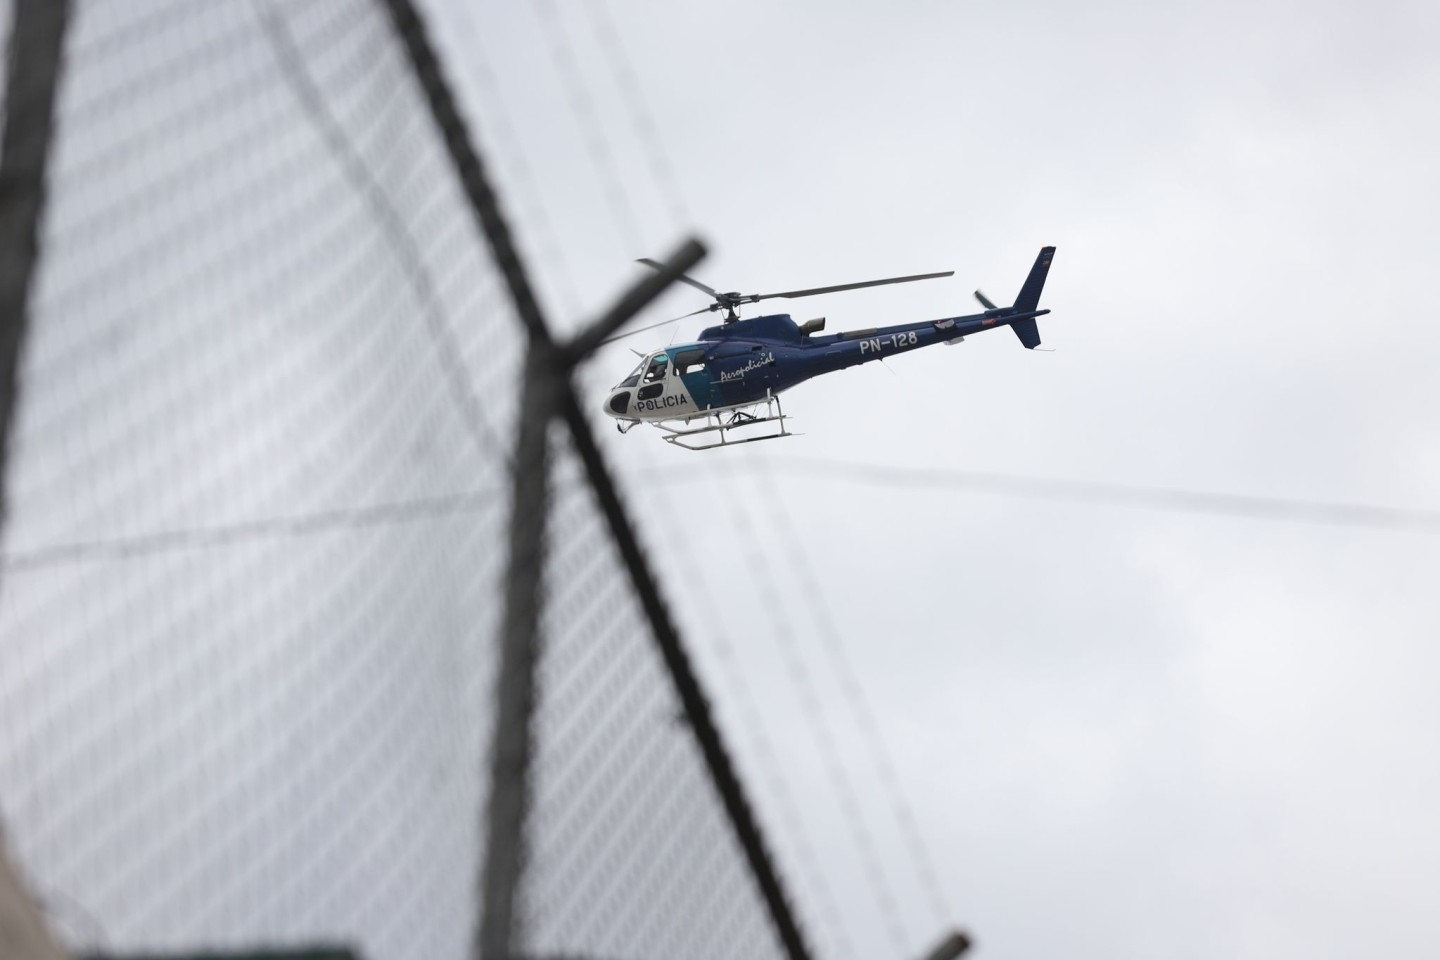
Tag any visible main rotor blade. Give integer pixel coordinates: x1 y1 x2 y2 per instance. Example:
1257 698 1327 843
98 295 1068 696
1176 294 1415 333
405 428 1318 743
756 270 955 303
637 257 719 298
600 305 713 345
973 289 998 310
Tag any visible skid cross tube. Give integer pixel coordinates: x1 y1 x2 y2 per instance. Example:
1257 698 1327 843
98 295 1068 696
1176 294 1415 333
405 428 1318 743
658 391 795 451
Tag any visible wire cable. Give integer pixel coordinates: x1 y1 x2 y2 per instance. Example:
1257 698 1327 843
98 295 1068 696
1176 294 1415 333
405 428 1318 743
713 457 1440 535
531 0 646 252
578 2 696 346
551 10 922 946
0 486 505 572
752 456 955 930
622 455 859 960
253 0 504 462
581 2 692 227
716 459 912 954
439 2 583 319
495 10 866 951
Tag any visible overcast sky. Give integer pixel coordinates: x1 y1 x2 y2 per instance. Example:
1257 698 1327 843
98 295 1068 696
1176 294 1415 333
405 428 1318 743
2 2 1437 959
428 1 1440 958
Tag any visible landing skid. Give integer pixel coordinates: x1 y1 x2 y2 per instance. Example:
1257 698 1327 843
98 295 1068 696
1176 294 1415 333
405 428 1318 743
656 392 796 451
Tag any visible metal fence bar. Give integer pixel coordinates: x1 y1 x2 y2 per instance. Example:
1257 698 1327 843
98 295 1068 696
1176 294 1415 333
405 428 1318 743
376 3 816 957
377 0 549 346
0 4 75 948
480 242 706 959
557 391 814 960
0 1 823 955
0 4 79 956
480 346 563 960
559 237 706 361
0 0 71 518
371 5 573 954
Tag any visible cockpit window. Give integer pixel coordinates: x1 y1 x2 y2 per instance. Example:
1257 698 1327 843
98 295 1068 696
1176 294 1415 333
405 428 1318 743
672 348 706 375
642 356 669 383
617 358 646 388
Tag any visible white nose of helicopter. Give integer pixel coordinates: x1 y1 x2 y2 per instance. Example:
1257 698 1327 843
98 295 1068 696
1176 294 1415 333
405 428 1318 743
603 387 631 419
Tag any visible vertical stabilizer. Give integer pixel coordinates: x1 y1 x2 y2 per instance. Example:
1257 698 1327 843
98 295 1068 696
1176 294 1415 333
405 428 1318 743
1010 246 1054 349
1013 246 1055 313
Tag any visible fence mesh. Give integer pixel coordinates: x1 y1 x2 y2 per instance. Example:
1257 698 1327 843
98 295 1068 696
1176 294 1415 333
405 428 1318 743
521 430 785 960
0 1 798 958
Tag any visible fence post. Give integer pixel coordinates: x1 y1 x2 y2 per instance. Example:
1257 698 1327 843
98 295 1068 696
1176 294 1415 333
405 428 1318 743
379 3 814 957
0 0 71 519
0 4 75 955
479 345 562 960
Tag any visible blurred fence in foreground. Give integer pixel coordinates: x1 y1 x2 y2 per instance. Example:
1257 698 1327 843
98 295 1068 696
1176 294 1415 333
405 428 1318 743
0 2 808 958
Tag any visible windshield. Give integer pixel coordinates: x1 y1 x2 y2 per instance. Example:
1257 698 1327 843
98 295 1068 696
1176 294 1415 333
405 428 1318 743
617 357 647 388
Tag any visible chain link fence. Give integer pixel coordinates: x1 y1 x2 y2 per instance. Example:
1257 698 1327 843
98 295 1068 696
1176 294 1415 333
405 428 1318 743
519 429 788 960
0 2 808 958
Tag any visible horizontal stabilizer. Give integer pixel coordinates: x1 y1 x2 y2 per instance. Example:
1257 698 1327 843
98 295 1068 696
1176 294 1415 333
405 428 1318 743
1011 317 1041 349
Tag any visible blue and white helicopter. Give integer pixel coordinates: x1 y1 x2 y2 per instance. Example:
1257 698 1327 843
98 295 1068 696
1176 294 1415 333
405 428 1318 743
602 246 1055 450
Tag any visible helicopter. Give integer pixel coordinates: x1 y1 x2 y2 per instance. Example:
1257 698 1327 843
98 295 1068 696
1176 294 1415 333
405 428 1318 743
601 246 1056 450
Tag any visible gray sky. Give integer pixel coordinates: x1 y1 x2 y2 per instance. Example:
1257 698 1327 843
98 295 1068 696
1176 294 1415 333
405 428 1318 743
429 0 1440 957
1 2 1436 959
